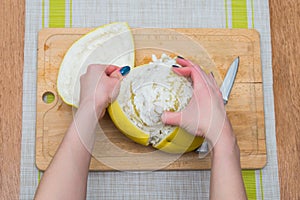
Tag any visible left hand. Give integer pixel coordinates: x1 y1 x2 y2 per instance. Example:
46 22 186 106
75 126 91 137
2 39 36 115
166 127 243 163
79 64 125 117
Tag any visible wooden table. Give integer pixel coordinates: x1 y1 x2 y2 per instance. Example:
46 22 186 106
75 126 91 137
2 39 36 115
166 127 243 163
0 0 299 199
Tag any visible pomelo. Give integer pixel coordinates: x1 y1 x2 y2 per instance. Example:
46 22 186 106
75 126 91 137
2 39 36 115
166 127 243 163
57 23 203 153
108 54 203 153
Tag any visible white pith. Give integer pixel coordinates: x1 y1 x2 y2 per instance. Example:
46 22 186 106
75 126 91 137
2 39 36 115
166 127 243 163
57 22 134 107
117 54 193 145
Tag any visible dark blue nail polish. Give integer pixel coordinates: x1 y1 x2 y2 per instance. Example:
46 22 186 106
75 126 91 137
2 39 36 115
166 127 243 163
177 56 185 59
120 66 130 76
172 64 180 68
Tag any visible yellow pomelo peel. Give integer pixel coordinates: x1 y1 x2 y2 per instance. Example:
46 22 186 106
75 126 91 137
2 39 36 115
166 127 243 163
108 100 150 146
153 128 204 153
109 95 204 154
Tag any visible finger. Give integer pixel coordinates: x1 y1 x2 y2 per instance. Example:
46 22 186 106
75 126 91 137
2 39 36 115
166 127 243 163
172 66 192 77
100 109 106 119
209 72 219 89
207 74 223 99
176 58 207 76
176 58 210 84
161 111 182 126
87 64 107 73
109 68 123 80
173 66 205 89
109 80 122 101
105 65 120 76
110 65 131 80
176 57 199 68
176 57 191 67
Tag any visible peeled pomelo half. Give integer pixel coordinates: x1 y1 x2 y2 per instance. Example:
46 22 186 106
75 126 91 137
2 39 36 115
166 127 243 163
57 22 134 107
108 54 204 153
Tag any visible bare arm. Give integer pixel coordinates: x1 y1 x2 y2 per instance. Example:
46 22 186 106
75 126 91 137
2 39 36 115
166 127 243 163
34 104 101 200
209 118 247 200
162 57 247 200
35 65 126 200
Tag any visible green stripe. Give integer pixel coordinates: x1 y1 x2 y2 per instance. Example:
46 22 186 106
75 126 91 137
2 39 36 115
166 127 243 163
42 0 45 28
242 170 257 200
225 0 228 28
231 1 257 198
260 170 264 199
39 0 68 185
70 0 73 27
38 170 41 183
46 92 55 103
231 0 248 28
49 0 66 28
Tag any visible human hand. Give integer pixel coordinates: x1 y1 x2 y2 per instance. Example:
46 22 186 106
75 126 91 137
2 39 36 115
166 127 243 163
74 64 130 153
79 64 130 117
161 58 229 145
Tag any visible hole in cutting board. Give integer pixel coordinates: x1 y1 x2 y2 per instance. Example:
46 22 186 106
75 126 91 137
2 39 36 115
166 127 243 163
42 91 55 104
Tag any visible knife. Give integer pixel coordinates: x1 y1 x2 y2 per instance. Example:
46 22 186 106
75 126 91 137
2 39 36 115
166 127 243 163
196 57 240 155
220 57 240 105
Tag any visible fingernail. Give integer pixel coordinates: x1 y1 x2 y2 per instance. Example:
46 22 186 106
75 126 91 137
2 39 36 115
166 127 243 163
172 64 180 68
120 66 130 76
177 56 185 59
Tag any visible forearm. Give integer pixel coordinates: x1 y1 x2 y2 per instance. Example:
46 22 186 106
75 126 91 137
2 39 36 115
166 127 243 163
35 104 102 200
209 120 247 200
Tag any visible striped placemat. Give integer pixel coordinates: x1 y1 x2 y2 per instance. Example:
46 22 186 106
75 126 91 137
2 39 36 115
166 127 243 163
20 1 280 199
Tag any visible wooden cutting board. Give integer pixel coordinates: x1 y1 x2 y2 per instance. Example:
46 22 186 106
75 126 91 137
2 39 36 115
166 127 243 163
36 28 266 171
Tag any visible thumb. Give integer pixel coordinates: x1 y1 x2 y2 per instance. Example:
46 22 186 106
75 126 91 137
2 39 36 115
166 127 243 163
110 65 131 80
161 111 182 126
110 69 123 80
108 77 122 102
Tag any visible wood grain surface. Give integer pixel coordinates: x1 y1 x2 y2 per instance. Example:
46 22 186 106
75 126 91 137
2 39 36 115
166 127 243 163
0 0 25 199
0 0 299 199
36 28 265 171
269 0 300 199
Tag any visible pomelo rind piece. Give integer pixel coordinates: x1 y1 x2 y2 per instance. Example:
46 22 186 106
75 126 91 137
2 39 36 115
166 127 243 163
57 22 135 107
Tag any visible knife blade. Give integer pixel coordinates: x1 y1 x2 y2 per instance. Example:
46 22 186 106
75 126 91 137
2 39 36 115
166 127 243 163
220 57 239 104
196 57 240 155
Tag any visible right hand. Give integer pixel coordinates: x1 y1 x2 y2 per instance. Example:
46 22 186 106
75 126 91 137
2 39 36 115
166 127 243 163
161 58 229 145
